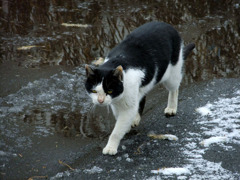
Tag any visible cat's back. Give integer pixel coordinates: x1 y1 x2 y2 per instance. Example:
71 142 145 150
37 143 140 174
107 22 181 65
103 21 182 86
127 21 178 41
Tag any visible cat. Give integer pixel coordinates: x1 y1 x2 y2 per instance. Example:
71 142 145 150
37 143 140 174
85 21 195 155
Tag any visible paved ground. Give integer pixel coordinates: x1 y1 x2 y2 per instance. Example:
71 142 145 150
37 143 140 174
55 78 239 180
0 65 239 180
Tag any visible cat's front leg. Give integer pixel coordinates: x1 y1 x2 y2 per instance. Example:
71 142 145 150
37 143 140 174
103 109 136 155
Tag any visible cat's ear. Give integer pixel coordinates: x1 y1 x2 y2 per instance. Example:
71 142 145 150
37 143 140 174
113 65 123 81
85 65 95 77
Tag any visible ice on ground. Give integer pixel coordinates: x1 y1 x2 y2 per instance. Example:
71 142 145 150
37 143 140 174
83 166 103 174
0 67 93 152
151 167 190 175
200 136 228 147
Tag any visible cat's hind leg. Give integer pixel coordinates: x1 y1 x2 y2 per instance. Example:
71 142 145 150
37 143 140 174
163 51 183 116
132 96 146 127
163 71 181 117
164 89 179 117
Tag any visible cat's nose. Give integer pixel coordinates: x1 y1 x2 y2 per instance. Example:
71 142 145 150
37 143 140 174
98 100 104 104
98 99 104 104
98 96 105 104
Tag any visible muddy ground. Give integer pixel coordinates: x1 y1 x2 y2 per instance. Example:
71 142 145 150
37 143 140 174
0 0 240 179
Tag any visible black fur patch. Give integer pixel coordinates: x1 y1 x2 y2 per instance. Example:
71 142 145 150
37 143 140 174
85 22 189 99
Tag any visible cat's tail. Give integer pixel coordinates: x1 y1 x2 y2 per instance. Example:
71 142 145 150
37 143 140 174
183 43 195 60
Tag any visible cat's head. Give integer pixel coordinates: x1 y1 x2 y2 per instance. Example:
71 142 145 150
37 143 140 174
85 65 124 106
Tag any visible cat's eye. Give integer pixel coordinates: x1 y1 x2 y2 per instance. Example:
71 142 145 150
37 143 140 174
91 90 97 93
107 90 113 94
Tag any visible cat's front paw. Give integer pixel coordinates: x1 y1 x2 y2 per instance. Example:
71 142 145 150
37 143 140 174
164 107 177 117
102 145 118 155
131 113 141 127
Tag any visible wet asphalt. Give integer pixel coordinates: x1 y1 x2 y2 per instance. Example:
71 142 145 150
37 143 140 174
1 77 239 179
54 78 240 180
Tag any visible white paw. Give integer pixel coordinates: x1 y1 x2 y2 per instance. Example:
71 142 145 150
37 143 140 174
164 107 177 117
132 113 141 127
102 145 118 155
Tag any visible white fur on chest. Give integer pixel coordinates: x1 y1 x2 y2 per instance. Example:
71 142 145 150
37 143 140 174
114 68 158 107
112 69 144 108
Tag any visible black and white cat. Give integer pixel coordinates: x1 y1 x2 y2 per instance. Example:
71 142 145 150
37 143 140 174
85 21 195 155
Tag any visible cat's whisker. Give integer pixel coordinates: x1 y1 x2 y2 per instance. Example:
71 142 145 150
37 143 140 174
91 104 97 113
87 104 96 118
106 105 110 114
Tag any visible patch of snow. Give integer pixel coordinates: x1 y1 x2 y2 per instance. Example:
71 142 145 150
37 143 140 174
163 134 179 141
200 136 228 147
166 124 174 128
122 145 126 150
52 172 64 178
181 89 240 179
123 153 129 158
126 158 133 162
196 92 240 145
117 157 122 161
195 104 212 116
49 169 82 180
151 167 190 175
50 169 81 180
178 176 188 180
0 151 17 157
83 166 103 174
0 151 7 156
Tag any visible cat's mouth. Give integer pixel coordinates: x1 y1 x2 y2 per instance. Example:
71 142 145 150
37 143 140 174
95 101 111 107
97 103 106 106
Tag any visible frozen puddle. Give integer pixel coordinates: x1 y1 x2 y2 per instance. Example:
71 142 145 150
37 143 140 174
0 67 93 166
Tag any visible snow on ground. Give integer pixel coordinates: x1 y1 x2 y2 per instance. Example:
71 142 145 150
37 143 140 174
0 151 17 157
183 90 240 179
196 104 212 116
150 89 240 179
83 166 103 174
200 136 228 147
151 167 190 175
197 90 240 145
